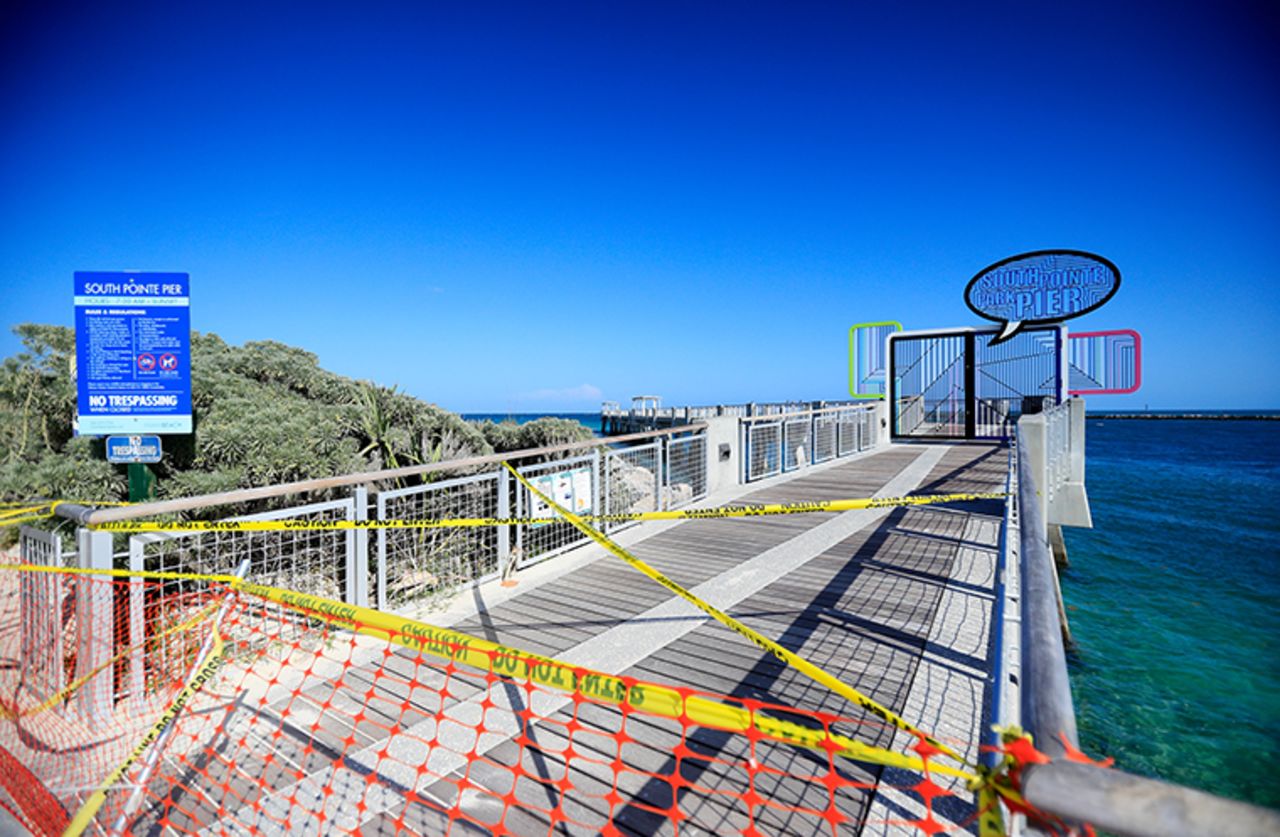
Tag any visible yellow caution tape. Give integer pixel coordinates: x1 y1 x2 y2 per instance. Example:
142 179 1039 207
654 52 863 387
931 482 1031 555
0 564 240 584
978 782 1006 837
0 505 49 520
0 513 57 529
0 498 132 528
238 579 975 781
502 461 972 767
90 491 1004 533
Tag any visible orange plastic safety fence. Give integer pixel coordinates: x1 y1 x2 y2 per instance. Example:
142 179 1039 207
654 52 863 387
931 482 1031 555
0 572 979 836
0 742 69 836
0 568 229 835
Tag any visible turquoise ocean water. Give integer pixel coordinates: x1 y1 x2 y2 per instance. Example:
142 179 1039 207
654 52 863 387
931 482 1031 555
463 411 1278 806
1064 418 1279 807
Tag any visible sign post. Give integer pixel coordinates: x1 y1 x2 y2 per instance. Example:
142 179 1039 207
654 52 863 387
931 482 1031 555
74 272 192 501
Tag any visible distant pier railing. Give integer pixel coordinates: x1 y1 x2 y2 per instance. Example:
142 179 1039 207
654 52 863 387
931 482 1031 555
601 398 865 435
740 403 880 482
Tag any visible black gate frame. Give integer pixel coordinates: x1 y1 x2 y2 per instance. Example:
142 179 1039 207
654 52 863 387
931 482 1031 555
888 326 1063 441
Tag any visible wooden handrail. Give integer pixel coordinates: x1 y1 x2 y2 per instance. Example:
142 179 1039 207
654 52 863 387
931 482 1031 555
64 423 708 524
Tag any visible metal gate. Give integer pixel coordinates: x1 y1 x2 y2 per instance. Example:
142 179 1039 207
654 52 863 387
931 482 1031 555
889 326 1064 439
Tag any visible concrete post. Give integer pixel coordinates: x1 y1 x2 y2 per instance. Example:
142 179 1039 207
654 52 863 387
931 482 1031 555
702 416 740 494
125 536 147 706
75 527 114 723
872 400 888 447
497 467 511 579
1019 413 1049 524
1069 397 1087 484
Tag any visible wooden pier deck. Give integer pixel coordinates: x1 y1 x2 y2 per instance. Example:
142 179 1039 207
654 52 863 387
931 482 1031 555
146 441 1007 836
409 441 1009 835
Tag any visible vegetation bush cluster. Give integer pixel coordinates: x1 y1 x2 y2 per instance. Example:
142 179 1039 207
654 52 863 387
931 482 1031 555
0 324 593 512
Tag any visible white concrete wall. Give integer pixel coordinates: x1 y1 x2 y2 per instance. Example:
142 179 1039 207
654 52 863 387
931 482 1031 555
872 399 888 447
1018 399 1091 528
702 416 740 495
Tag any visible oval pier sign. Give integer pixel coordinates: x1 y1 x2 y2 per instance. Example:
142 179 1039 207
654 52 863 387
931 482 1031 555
964 249 1120 344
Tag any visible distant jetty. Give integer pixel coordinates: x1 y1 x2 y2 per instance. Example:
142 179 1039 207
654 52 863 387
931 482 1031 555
1086 413 1280 420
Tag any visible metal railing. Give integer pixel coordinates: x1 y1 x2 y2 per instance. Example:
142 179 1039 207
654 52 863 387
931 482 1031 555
782 416 813 473
128 496 361 602
601 440 661 536
56 424 709 611
740 404 878 482
984 445 1022 774
665 433 707 506
812 412 837 463
602 400 864 420
57 424 706 526
1043 400 1071 507
601 399 867 434
517 451 602 566
366 429 707 611
1002 425 1279 836
377 473 499 611
16 527 72 708
44 425 710 718
976 397 1018 438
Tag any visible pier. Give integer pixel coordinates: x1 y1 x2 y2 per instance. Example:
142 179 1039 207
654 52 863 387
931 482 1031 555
13 400 1015 833
9 384 1277 835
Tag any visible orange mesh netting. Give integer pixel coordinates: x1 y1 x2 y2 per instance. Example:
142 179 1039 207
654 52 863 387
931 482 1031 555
0 568 989 836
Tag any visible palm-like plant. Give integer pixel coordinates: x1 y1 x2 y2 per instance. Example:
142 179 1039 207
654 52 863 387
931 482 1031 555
355 382 413 471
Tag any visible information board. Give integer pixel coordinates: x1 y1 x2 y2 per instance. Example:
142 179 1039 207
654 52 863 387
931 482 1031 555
74 272 192 435
528 466 594 525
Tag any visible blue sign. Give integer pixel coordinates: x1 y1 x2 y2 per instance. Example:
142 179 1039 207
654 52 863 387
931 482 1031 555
75 272 192 435
964 250 1120 344
106 435 163 464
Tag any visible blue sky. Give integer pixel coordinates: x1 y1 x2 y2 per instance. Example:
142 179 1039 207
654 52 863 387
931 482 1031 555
2 2 1277 411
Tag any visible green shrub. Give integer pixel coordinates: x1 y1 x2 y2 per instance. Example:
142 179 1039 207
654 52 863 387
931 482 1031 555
0 324 493 511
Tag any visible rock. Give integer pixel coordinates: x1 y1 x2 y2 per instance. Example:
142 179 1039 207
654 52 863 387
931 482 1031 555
665 483 693 508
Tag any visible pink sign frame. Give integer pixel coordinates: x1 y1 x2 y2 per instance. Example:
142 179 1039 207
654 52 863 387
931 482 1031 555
1067 328 1142 395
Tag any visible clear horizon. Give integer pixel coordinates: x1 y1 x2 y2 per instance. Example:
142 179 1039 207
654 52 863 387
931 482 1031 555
2 3 1277 411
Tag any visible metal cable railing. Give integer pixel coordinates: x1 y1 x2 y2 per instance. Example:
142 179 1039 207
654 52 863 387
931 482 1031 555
739 403 879 482
1043 400 1071 507
52 426 713 617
